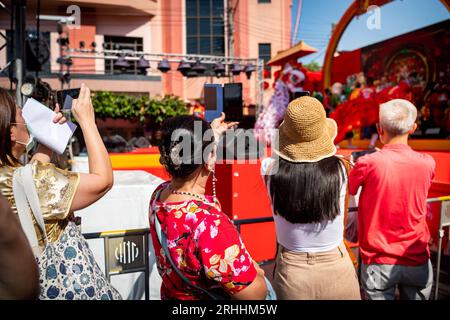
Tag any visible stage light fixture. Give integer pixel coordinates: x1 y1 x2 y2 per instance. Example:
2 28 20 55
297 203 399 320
192 60 206 74
244 63 256 79
62 72 71 84
114 56 130 68
56 22 63 35
157 59 171 73
178 60 192 76
56 37 69 46
213 63 225 77
231 63 242 76
58 72 71 84
177 60 191 73
56 57 73 66
138 56 150 74
79 41 85 49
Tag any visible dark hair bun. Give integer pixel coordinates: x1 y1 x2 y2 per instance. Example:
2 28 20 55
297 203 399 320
158 115 214 179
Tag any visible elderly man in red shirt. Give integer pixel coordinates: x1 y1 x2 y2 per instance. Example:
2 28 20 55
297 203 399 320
349 99 435 300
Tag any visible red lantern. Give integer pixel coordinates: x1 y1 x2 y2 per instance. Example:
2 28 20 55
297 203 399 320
263 81 270 90
274 70 281 80
263 69 271 78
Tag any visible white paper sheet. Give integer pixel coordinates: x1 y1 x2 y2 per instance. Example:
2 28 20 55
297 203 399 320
22 98 77 154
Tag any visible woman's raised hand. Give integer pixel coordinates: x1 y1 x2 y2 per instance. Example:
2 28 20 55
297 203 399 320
210 112 239 141
71 83 95 127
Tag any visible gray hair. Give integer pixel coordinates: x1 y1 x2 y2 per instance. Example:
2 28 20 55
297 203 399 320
379 99 417 136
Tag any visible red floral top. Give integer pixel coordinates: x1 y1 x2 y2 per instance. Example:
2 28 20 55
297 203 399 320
149 182 257 300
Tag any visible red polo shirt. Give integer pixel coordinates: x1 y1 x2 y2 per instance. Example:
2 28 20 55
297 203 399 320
349 144 435 266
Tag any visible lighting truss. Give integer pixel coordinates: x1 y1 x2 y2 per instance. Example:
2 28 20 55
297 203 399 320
62 48 265 110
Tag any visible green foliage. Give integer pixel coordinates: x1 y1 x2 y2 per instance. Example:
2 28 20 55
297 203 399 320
92 91 188 124
303 61 322 72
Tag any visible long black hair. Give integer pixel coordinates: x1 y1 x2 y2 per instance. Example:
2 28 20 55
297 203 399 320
159 115 214 180
268 156 346 224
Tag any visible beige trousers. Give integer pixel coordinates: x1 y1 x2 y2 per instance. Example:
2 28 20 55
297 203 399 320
273 242 361 300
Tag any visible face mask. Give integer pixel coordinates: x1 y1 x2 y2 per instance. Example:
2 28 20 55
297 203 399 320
13 122 37 153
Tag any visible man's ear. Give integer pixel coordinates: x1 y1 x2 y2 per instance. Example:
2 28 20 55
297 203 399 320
409 123 418 135
376 123 383 137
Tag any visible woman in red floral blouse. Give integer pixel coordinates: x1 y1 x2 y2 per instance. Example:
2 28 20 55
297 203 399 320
149 115 268 300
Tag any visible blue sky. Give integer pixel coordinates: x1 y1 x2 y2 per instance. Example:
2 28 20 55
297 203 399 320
291 0 450 66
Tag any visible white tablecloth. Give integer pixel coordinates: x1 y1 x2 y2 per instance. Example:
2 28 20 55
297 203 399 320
74 166 164 300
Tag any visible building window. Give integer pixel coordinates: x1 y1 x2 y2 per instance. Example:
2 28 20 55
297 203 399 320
258 43 271 78
258 0 271 3
186 0 225 56
104 36 143 75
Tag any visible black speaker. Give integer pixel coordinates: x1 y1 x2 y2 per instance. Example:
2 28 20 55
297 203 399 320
26 31 50 72
223 83 243 122
216 128 264 161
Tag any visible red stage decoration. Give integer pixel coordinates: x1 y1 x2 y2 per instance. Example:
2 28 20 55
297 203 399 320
328 19 450 144
322 0 450 89
331 49 361 84
330 81 414 143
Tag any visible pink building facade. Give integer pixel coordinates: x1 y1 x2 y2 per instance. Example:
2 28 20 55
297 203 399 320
0 0 291 105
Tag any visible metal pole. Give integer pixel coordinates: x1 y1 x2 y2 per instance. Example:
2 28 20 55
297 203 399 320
9 1 13 92
434 228 443 300
144 233 150 300
14 58 22 105
227 0 235 59
13 0 26 106
104 236 110 281
35 0 40 79
255 58 264 117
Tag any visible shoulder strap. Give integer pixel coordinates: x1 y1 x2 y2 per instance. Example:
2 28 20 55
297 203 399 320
12 164 48 247
20 164 46 235
12 167 40 249
153 214 225 300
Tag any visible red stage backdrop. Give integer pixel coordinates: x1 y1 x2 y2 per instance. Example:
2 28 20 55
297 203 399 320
330 19 450 143
360 19 450 107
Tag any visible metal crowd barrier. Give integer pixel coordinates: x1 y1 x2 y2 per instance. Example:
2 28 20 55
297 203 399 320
232 195 450 300
83 229 150 300
78 196 448 300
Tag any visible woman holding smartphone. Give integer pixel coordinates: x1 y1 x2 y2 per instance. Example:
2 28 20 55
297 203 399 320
0 84 122 300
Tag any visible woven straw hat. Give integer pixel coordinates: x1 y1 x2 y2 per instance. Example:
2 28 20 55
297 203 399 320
274 96 337 163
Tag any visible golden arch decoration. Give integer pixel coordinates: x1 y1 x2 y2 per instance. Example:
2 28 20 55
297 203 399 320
322 0 450 89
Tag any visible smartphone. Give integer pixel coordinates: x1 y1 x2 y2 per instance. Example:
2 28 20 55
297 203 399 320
352 149 376 162
290 91 311 102
294 91 311 98
57 88 80 110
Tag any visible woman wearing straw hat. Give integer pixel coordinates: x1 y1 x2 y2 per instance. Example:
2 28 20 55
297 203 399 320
261 96 360 300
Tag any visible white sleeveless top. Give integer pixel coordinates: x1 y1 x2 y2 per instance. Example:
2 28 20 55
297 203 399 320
261 157 345 253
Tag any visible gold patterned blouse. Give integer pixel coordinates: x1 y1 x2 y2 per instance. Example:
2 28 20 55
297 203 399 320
0 160 80 247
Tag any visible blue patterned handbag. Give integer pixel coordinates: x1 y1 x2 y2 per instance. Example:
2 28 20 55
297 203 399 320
37 220 122 300
13 164 122 300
